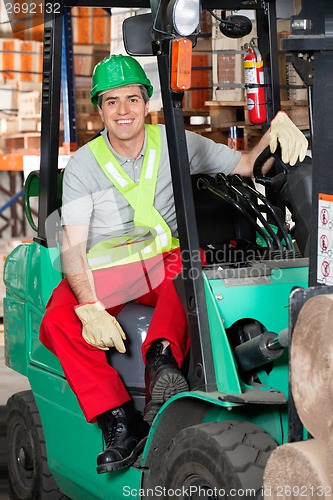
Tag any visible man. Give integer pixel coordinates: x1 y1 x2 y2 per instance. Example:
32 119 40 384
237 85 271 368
40 54 308 474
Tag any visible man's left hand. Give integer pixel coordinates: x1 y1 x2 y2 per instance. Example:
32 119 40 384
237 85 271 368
270 111 308 166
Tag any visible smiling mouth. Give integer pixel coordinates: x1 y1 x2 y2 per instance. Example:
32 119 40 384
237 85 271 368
116 119 133 125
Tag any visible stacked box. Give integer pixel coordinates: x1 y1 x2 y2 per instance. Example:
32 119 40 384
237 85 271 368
73 44 110 78
0 38 21 80
18 90 41 116
73 45 96 77
14 24 44 43
72 7 111 46
17 89 41 131
76 88 96 115
75 88 102 131
0 80 18 116
0 38 42 82
212 34 252 102
0 117 18 133
92 8 111 45
72 7 93 45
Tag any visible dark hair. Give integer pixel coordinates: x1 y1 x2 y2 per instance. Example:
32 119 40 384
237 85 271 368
97 84 150 108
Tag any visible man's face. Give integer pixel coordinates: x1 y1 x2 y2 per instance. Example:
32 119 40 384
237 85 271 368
98 85 150 145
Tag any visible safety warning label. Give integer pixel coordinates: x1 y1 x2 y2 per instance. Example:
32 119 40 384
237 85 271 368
318 193 333 284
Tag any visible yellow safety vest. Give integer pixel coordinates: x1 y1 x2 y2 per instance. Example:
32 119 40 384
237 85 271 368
87 125 179 270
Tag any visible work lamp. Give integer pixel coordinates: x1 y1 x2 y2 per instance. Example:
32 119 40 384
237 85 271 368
166 0 200 36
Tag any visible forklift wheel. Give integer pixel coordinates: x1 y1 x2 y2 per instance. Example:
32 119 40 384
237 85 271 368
6 390 68 500
160 420 277 499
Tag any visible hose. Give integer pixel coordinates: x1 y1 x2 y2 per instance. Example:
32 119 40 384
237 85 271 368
232 174 293 251
197 177 273 251
216 173 283 251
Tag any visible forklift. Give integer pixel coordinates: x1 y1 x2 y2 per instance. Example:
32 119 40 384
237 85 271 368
4 0 330 498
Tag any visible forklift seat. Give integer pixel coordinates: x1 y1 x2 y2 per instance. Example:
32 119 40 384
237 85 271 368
24 170 64 232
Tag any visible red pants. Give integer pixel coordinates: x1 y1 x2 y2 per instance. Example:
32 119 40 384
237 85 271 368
40 249 190 422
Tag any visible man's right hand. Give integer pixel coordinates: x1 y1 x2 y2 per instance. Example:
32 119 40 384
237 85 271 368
270 111 308 166
75 301 126 353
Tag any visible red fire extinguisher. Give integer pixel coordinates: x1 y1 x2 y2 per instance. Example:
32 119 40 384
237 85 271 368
244 37 267 124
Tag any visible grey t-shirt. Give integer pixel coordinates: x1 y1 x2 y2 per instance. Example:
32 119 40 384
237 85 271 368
61 124 241 250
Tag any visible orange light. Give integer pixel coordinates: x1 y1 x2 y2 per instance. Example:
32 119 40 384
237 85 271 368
170 38 192 92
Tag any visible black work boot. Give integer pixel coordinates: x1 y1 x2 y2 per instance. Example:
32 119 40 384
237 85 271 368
144 341 189 424
96 401 150 474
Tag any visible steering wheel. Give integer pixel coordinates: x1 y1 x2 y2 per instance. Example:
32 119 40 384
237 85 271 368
253 144 290 192
253 143 312 257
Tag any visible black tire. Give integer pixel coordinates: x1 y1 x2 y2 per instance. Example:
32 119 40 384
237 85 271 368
160 420 277 499
6 390 68 500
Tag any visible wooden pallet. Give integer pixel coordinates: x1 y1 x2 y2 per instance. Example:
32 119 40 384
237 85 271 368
0 132 41 153
205 99 309 132
204 100 245 130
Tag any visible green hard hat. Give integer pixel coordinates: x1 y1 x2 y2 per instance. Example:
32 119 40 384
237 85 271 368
90 54 153 107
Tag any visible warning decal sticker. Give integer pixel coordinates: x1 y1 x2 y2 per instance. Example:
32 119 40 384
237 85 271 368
317 193 333 284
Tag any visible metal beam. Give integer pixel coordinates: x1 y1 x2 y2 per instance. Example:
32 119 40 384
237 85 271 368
282 0 333 286
36 1 64 245
63 7 78 149
156 43 217 392
308 52 333 285
64 0 150 6
64 0 263 9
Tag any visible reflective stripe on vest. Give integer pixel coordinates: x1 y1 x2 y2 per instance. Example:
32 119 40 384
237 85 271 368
87 125 179 269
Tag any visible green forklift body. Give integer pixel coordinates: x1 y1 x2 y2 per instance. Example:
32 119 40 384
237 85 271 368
4 241 308 498
206 263 309 398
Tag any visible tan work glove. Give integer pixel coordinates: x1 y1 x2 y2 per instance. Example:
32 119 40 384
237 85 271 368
270 111 308 166
75 301 126 353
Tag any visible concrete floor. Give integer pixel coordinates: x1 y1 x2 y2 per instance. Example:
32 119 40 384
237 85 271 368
0 328 31 499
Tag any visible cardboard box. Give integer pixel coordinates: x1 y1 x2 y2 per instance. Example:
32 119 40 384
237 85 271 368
92 8 111 45
0 38 43 83
212 35 251 103
18 90 41 116
73 44 110 77
76 87 95 114
18 116 40 132
17 81 42 92
15 24 44 42
72 7 111 45
0 117 19 133
74 45 95 77
72 7 93 45
0 80 18 114
0 38 21 80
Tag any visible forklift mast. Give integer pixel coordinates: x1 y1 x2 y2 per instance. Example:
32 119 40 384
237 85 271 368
37 0 281 392
282 0 333 287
